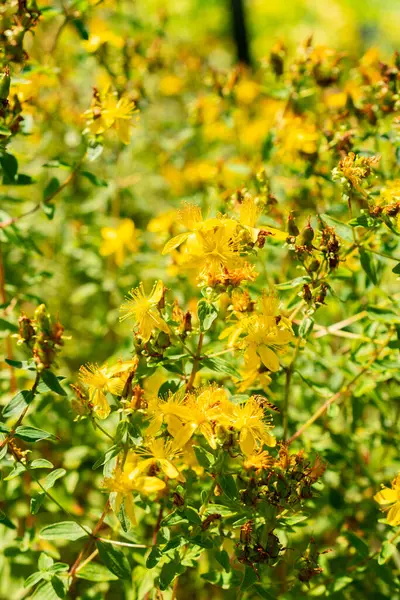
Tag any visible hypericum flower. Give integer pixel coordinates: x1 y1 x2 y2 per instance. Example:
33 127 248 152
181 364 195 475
374 474 400 526
220 396 276 455
79 363 125 419
277 116 319 158
147 386 230 450
332 152 380 193
171 386 230 450
119 281 169 343
130 438 182 479
221 291 293 373
243 450 274 472
100 219 140 266
103 451 165 525
83 88 138 145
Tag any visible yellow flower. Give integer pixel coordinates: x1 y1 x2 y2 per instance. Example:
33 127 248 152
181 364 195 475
82 18 124 53
119 281 169 343
374 475 400 526
131 438 181 480
171 386 230 450
277 116 319 158
84 88 138 145
79 363 125 419
103 451 165 525
220 396 276 455
100 219 140 266
159 75 184 96
235 79 260 104
243 450 274 472
221 291 293 373
147 386 230 450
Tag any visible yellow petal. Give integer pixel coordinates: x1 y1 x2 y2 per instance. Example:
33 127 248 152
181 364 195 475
257 346 280 372
149 280 165 304
374 487 398 505
172 422 197 449
162 233 190 255
92 389 111 419
136 476 166 494
124 495 137 525
262 431 276 448
147 414 163 437
159 459 180 479
387 502 400 526
239 428 255 455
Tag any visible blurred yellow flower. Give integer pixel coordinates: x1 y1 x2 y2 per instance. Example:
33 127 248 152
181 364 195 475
100 219 139 266
84 88 138 144
82 19 124 53
103 451 165 524
374 474 400 526
159 74 184 96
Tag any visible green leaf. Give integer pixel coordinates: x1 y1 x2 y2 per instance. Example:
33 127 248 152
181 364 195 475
0 153 18 183
345 532 369 558
81 171 108 187
38 553 53 570
218 474 238 500
5 358 35 370
202 357 240 378
0 318 18 333
392 262 400 275
24 571 45 589
41 370 67 396
72 18 89 40
275 276 311 290
40 521 89 541
359 248 377 285
158 559 185 591
15 426 56 442
31 493 45 515
31 581 59 600
262 131 274 161
240 565 258 591
298 317 314 339
183 506 202 526
2 390 34 419
42 468 66 491
198 299 218 332
50 575 66 599
146 546 163 569
193 445 215 468
30 459 54 469
87 144 103 162
96 541 131 580
76 563 118 581
42 201 55 220
378 541 396 565
320 214 354 242
367 306 400 323
43 177 60 201
4 462 26 480
215 549 231 572
0 508 16 529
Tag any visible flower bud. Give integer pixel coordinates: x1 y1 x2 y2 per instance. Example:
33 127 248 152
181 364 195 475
0 68 10 101
287 211 299 237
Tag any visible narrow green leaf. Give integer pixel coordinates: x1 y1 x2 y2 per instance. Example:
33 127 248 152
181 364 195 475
15 426 56 442
40 521 89 541
96 541 131 580
41 370 67 396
